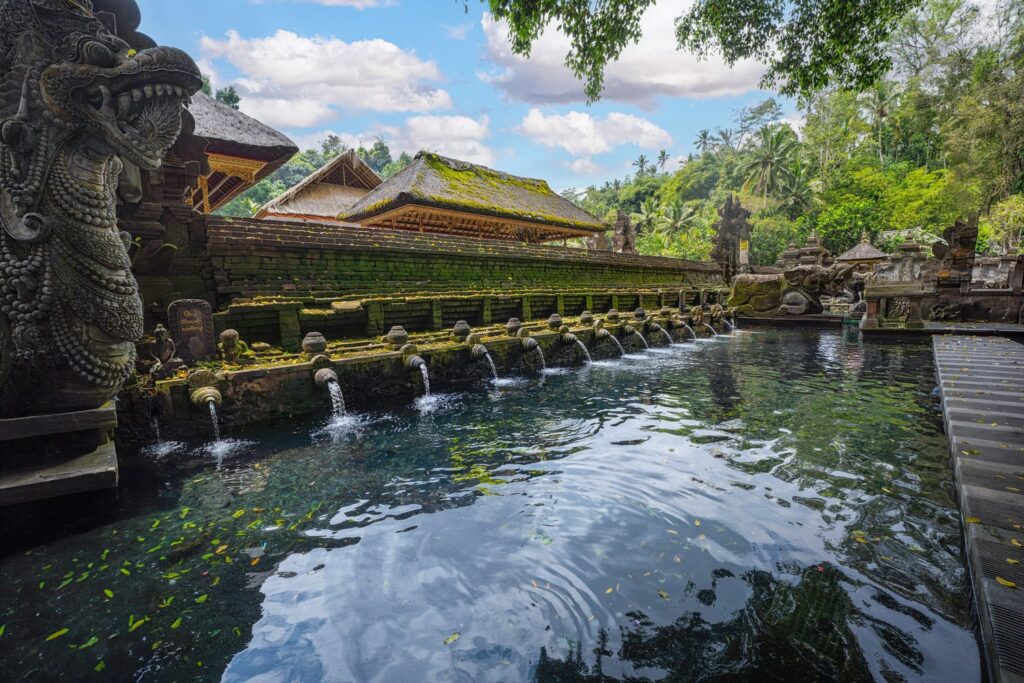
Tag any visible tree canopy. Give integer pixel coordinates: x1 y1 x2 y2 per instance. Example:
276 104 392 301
477 0 927 99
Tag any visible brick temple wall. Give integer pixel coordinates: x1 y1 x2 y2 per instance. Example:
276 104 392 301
198 217 725 348
205 217 722 301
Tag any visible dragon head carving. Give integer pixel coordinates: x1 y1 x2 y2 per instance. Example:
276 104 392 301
0 0 201 416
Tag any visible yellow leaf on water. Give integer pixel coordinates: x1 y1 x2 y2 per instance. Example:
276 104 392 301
171 618 182 629
45 628 68 641
1007 558 1020 565
995 576 1017 588
443 632 460 645
103 589 113 599
965 516 982 524
195 594 208 604
694 520 701 527
605 587 614 594
657 589 670 600
1011 539 1022 547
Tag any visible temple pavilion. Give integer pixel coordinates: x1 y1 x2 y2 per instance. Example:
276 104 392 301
187 92 298 213
256 149 382 224
341 152 605 243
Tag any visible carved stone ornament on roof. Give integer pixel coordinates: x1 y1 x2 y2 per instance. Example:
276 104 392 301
0 0 201 416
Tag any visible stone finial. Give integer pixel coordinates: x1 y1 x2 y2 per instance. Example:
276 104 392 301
506 318 523 336
547 313 563 330
452 320 472 341
302 331 328 356
386 326 409 349
633 308 647 321
606 309 620 323
579 311 594 325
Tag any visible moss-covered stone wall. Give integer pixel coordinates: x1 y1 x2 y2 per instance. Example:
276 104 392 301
205 216 722 302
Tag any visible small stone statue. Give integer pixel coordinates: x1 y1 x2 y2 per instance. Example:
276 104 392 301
688 306 705 326
150 325 185 379
218 329 252 364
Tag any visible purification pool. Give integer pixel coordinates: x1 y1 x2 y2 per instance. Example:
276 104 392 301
0 329 981 682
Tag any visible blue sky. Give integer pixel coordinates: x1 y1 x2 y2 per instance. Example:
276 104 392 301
136 0 794 189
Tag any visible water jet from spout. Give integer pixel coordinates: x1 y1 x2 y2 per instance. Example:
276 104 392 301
703 323 719 337
573 338 592 364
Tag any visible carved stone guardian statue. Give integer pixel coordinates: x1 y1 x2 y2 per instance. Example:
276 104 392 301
0 0 202 416
149 323 183 379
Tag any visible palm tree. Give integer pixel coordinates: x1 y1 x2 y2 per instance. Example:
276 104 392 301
656 149 670 173
630 197 661 235
632 154 649 176
859 82 897 165
659 200 698 233
737 126 798 197
694 129 713 154
780 159 822 218
715 128 735 150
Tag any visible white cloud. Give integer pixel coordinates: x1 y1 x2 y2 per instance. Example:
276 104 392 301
518 108 672 160
479 3 763 106
199 29 450 128
442 23 473 40
567 158 602 175
292 0 394 7
290 114 495 166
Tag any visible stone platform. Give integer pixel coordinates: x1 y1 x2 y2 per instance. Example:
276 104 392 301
867 321 1024 339
0 403 119 507
932 336 1024 683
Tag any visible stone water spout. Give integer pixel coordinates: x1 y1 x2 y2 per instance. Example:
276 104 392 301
470 340 499 381
314 368 346 417
189 386 223 441
593 320 625 357
404 354 430 396
516 328 545 371
649 322 674 345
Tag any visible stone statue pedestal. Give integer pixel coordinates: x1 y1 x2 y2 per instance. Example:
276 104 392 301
0 403 119 507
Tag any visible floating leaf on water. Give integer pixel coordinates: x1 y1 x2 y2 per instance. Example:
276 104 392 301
666 529 678 536
195 594 208 604
171 618 182 629
94 661 105 673
673 556 682 564
0 624 5 637
212 576 221 586
965 517 982 524
694 520 701 527
443 632 460 645
995 576 1016 588
232 509 246 518
159 597 174 609
100 549 109 561
530 580 538 589
215 546 227 555
1012 539 1022 547
605 587 613 594
120 568 130 576
45 628 69 641
1007 558 1020 565
38 581 44 589
79 636 99 650
657 589 670 600
103 589 113 599
151 520 161 529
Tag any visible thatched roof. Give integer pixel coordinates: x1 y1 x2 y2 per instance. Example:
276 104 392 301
186 92 297 212
836 238 887 262
188 92 296 160
341 152 605 242
256 149 381 222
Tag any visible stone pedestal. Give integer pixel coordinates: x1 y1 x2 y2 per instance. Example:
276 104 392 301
0 403 119 507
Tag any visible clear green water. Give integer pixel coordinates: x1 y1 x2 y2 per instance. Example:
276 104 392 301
0 329 980 682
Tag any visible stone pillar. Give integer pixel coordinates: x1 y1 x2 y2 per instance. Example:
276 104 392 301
430 300 443 330
861 298 881 329
521 295 532 321
556 294 565 316
906 295 925 330
364 301 384 338
278 305 302 351
481 297 492 325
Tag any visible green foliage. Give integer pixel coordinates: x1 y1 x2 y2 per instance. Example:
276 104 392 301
749 214 809 266
214 86 241 110
477 0 924 99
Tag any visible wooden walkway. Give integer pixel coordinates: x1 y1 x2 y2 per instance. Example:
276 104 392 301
933 336 1024 683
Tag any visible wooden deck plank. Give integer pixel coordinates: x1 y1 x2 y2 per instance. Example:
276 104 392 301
933 335 1024 683
0 441 118 507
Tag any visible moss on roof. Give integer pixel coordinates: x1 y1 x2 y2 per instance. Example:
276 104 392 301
342 152 604 232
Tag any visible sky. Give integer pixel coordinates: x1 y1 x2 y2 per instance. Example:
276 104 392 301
135 0 795 190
